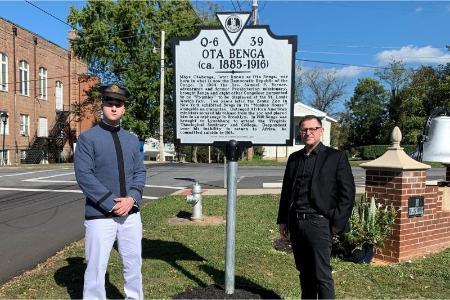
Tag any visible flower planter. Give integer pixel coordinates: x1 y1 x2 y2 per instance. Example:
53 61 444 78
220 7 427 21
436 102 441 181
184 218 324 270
351 244 374 264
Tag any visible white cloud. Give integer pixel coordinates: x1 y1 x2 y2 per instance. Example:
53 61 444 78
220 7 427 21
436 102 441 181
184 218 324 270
333 66 366 78
296 65 366 78
415 7 423 12
375 45 450 65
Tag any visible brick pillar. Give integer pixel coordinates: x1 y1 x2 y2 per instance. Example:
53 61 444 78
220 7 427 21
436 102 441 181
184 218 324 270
360 126 433 262
365 170 428 262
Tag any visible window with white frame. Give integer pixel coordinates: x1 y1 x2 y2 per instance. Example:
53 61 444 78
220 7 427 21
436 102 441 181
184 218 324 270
19 60 29 96
20 114 29 136
55 80 63 111
38 67 47 99
0 111 9 135
0 150 9 165
0 53 7 91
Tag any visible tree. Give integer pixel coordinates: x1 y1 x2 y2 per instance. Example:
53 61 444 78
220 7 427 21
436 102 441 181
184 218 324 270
375 60 410 134
68 0 202 140
399 63 450 144
294 64 305 103
341 78 388 148
302 68 346 115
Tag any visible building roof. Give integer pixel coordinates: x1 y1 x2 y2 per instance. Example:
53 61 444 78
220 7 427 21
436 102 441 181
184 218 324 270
0 16 69 53
293 102 338 123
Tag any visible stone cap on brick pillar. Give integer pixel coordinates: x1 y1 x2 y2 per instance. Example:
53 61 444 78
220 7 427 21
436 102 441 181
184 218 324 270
360 126 431 171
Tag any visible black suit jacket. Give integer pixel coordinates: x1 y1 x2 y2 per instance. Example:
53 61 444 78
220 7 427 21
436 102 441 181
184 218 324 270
277 143 355 233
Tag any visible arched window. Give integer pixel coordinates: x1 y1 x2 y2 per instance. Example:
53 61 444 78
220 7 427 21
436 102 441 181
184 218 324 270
19 60 29 96
38 67 47 99
0 53 7 91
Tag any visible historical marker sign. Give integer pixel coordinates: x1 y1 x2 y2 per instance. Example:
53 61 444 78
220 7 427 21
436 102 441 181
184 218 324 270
173 12 297 145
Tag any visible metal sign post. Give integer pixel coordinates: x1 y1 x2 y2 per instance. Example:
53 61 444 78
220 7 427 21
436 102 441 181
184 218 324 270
173 12 297 294
221 140 251 294
225 140 238 294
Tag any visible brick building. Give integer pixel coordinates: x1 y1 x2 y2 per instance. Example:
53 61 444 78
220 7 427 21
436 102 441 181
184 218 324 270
0 17 95 164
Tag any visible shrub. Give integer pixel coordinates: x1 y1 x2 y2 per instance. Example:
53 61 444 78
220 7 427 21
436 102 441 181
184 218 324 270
343 193 397 250
358 145 416 160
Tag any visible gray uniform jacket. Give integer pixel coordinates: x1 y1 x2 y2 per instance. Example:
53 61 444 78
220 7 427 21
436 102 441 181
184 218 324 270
74 121 147 220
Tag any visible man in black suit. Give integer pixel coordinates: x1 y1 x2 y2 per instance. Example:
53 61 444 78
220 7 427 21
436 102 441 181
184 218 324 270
277 115 355 299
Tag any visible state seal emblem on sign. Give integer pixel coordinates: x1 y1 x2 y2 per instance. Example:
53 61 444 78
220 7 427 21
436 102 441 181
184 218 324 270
225 15 242 33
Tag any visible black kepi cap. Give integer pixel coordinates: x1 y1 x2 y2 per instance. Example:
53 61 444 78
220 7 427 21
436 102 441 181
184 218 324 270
99 84 130 102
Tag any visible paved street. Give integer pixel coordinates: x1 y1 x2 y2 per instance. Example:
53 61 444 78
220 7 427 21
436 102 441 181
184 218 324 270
0 163 446 283
0 163 283 284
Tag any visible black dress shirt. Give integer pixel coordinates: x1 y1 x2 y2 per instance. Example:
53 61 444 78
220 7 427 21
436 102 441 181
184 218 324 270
293 142 326 213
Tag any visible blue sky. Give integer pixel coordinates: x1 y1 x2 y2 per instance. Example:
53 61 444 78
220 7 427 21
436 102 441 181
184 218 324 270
1 0 450 109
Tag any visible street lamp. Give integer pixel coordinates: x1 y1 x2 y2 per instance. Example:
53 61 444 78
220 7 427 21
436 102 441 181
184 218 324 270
1 112 8 166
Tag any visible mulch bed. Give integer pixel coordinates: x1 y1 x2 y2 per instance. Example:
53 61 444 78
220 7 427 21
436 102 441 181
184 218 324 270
172 284 280 299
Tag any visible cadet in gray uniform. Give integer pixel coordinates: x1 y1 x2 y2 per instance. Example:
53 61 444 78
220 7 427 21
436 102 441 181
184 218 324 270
74 84 146 300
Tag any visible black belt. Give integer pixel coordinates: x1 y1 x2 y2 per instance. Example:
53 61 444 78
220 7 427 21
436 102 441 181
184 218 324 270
294 211 324 220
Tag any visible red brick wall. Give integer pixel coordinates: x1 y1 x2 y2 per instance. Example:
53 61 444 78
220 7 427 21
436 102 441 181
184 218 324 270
365 169 450 262
0 17 93 163
71 76 100 136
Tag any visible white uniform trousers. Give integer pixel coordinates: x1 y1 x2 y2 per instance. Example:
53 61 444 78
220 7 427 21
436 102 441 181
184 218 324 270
83 213 143 300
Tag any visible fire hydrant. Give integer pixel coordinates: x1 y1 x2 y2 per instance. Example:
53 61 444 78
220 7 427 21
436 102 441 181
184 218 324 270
186 182 203 221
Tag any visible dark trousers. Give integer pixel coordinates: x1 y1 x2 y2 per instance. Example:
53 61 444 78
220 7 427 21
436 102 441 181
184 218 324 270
289 213 335 299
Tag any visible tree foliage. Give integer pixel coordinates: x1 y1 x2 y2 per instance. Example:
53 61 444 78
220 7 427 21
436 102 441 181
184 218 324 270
342 78 388 148
68 0 202 140
375 60 410 135
340 63 450 148
399 64 450 144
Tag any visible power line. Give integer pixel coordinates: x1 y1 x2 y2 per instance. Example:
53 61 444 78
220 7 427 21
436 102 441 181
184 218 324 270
24 0 74 30
18 1 447 57
299 50 370 57
25 0 206 39
18 0 450 55
0 27 71 62
11 20 445 61
300 43 448 51
3 22 445 74
296 58 390 70
299 49 450 60
7 2 448 75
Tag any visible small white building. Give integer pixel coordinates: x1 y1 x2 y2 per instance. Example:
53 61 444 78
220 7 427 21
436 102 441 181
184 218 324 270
143 137 176 161
263 102 338 159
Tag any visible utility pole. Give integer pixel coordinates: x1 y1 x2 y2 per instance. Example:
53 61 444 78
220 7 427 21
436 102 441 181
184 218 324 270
252 0 258 25
159 30 165 162
246 0 258 161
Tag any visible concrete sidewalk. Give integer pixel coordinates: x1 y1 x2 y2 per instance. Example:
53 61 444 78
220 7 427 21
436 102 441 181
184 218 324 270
173 188 282 196
173 186 364 196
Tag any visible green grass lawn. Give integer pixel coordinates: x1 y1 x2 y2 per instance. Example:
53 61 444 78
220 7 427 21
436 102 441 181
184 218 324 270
237 159 287 167
0 195 449 299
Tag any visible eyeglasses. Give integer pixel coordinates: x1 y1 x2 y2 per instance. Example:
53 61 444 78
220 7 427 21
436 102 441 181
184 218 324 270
300 127 322 134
